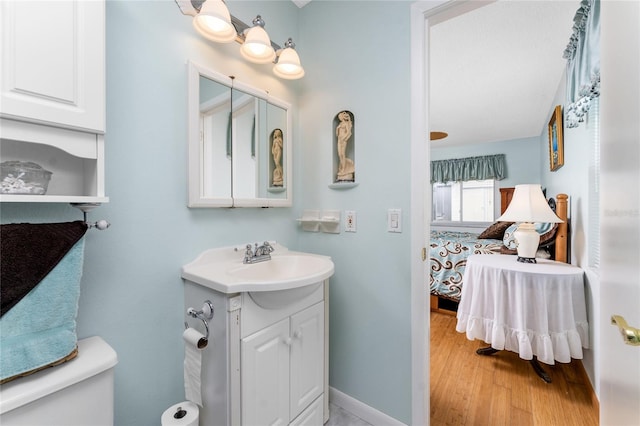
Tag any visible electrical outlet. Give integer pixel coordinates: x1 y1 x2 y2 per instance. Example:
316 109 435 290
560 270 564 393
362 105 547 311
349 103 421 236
345 210 357 232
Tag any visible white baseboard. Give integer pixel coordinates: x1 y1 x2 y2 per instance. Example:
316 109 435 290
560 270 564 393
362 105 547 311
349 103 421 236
329 387 407 426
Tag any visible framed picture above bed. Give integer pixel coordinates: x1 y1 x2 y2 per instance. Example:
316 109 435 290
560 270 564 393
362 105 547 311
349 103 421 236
548 105 564 171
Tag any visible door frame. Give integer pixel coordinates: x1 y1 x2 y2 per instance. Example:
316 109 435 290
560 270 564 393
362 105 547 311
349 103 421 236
409 2 430 425
410 2 495 423
411 2 640 425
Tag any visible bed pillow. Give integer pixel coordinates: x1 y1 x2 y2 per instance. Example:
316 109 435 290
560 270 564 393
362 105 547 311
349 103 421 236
538 222 559 247
502 224 519 250
502 222 559 252
477 221 515 239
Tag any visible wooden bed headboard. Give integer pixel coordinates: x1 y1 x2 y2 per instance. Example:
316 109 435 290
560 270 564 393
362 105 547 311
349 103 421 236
500 187 569 263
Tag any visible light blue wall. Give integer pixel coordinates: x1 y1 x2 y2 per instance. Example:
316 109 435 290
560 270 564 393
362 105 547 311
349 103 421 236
297 2 413 423
540 72 598 390
1 1 302 425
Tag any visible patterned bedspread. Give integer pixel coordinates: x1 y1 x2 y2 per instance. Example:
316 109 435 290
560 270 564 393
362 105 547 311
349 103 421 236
429 230 502 301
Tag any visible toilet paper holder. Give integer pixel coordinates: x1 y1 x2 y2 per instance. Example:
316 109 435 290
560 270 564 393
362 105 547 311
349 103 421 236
185 300 214 341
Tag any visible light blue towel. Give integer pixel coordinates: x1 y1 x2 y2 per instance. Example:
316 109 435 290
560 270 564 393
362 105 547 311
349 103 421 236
0 238 85 382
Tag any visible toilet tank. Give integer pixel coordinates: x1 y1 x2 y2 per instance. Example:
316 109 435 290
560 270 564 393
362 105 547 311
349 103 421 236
0 336 118 426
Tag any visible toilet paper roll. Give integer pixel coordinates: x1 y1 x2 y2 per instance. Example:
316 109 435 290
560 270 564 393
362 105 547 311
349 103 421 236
183 327 208 349
161 401 199 426
183 328 207 406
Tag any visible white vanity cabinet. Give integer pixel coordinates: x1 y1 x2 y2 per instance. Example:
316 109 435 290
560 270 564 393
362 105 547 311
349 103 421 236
0 0 107 204
241 301 324 425
183 279 329 426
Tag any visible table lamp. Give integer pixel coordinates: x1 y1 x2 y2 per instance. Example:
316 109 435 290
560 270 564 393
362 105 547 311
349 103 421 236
497 184 563 263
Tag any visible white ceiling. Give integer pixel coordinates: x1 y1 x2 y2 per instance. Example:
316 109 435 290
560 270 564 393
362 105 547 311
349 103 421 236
291 0 312 8
429 0 579 147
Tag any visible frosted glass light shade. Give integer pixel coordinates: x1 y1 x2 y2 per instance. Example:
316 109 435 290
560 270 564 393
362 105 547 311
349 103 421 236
240 26 276 64
193 0 236 43
497 184 563 261
273 48 305 80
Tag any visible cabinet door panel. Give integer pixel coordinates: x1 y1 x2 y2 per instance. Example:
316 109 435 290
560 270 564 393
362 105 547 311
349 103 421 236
241 318 290 426
289 395 324 426
0 0 105 132
290 302 324 420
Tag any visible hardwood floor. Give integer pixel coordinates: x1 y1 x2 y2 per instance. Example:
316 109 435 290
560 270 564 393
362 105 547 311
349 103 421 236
430 312 599 426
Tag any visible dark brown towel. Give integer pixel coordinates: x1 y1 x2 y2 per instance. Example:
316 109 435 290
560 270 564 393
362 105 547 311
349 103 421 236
1 221 88 317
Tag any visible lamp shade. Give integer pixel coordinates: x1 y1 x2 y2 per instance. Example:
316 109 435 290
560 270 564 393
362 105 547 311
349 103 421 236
273 45 305 80
193 0 236 43
240 25 276 64
497 184 563 223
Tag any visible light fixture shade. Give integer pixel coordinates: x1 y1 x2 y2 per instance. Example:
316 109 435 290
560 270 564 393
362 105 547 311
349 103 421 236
430 131 448 141
497 184 563 223
240 25 276 64
193 0 236 43
497 184 563 261
273 46 305 80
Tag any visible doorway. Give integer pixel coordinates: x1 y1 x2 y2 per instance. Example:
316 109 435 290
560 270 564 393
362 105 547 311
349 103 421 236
411 2 640 425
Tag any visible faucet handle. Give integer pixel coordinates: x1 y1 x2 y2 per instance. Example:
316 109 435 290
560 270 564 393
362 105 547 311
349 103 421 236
244 244 254 261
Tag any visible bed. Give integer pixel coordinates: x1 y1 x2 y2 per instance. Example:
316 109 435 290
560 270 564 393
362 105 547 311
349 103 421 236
429 189 569 314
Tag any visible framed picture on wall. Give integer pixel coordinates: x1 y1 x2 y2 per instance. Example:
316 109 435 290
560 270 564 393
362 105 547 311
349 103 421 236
548 105 564 171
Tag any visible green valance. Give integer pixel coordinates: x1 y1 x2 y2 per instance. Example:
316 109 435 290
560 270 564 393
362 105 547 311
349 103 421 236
431 154 507 184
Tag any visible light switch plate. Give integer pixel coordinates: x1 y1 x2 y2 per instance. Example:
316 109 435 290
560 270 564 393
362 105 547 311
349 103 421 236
345 210 357 232
387 209 402 233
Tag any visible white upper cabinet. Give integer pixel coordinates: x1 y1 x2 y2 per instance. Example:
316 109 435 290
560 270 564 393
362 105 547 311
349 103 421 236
0 0 107 204
0 0 105 133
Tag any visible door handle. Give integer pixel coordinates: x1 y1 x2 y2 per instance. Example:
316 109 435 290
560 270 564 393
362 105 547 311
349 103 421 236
611 315 640 346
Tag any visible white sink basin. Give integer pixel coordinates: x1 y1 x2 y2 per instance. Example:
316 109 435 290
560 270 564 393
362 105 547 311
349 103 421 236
227 255 331 283
181 244 334 294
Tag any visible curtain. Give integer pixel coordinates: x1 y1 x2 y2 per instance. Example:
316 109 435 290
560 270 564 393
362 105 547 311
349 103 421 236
564 0 600 128
431 154 506 184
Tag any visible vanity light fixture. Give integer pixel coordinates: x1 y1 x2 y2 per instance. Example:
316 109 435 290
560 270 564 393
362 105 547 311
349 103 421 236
240 16 276 64
192 0 236 43
175 0 305 80
497 184 563 263
273 39 305 80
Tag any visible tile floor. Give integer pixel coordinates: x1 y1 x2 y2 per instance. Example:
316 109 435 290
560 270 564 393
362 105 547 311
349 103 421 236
326 403 373 426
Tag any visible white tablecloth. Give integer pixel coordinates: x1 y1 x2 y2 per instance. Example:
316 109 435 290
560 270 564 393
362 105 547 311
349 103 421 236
455 254 589 365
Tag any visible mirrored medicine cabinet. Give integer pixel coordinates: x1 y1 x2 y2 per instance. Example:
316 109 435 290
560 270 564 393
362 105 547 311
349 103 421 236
187 61 292 207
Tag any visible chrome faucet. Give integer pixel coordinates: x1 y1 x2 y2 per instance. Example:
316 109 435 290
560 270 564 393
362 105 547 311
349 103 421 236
243 241 274 264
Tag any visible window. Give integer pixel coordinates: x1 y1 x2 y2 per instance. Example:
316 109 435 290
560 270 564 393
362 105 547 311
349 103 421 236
432 179 495 222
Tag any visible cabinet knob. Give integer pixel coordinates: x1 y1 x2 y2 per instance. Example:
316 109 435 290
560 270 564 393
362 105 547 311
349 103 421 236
283 337 293 346
293 330 302 339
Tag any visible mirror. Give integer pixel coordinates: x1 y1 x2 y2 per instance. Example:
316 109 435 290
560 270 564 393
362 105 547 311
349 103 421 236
198 74 232 202
187 61 292 207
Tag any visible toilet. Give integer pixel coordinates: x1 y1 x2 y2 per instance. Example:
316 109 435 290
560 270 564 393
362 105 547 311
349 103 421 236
0 336 118 426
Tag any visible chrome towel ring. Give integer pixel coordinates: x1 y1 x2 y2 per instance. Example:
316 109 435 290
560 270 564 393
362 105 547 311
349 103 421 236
184 300 214 341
